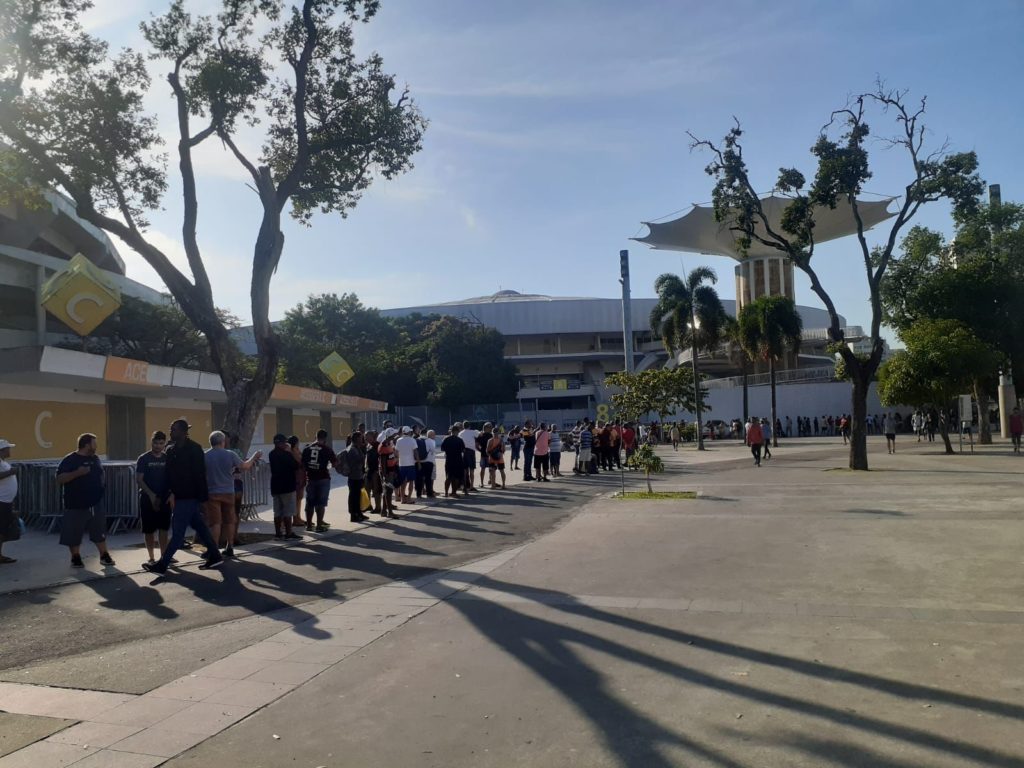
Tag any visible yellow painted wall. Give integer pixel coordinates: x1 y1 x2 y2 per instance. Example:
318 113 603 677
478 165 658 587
293 414 320 444
145 406 213 443
333 416 353 439
263 412 277 440
0 399 108 460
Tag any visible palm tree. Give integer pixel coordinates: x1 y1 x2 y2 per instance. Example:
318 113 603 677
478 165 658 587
650 268 727 450
737 296 803 447
722 315 751 430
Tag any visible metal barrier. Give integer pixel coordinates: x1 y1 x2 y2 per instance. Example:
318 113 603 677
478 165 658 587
12 459 273 532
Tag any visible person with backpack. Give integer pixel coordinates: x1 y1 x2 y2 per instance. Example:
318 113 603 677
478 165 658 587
336 431 368 523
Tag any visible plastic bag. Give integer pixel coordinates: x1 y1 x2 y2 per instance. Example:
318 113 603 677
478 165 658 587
360 487 371 512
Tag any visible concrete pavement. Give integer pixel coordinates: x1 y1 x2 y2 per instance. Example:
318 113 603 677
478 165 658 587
2 436 1023 766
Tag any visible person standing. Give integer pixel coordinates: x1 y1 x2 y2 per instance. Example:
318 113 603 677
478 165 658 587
143 419 222 574
338 431 369 523
288 436 306 530
521 421 536 481
441 425 466 498
459 422 480 491
395 426 420 503
378 430 400 514
422 429 438 498
549 428 563 478
621 422 636 469
533 423 551 481
670 423 680 451
56 433 114 569
760 418 773 460
204 431 261 559
746 417 764 467
577 421 593 475
476 423 494 489
302 429 337 532
0 439 19 564
883 412 897 454
508 427 522 470
364 430 383 514
136 430 171 563
486 430 506 489
1010 407 1023 454
269 434 302 539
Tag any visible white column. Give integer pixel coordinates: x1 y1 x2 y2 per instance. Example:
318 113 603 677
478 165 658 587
779 258 786 298
762 258 770 296
747 261 756 304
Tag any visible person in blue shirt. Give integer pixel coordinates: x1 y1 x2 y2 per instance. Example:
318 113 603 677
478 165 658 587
56 433 114 569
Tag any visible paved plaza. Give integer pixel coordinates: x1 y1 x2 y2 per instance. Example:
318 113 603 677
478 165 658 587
1 436 1023 767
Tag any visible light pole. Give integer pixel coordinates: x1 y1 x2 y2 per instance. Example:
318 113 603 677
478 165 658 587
689 314 705 451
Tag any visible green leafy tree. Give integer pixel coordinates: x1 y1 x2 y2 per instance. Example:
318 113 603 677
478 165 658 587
881 203 1024 443
276 293 399 389
737 296 802 447
690 84 983 469
877 319 1001 454
0 0 425 449
64 295 240 370
722 316 752 424
606 367 706 424
649 267 727 450
626 443 664 494
415 316 518 407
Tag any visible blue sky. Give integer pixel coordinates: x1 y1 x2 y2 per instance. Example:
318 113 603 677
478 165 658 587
85 0 1024 335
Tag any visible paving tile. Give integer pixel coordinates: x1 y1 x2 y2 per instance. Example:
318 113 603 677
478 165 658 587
283 644 361 665
0 740 96 768
578 595 642 609
191 656 272 680
311 612 403 630
689 598 743 614
155 702 257 737
202 679 295 707
0 684 132 720
970 609 1024 624
46 722 143 748
247 662 329 686
321 602 410 618
798 602 858 618
268 626 387 647
742 600 798 616
69 750 164 768
108 727 208 757
850 604 914 620
230 641 296 661
89 697 192 727
908 607 972 622
146 675 230 702
635 597 693 611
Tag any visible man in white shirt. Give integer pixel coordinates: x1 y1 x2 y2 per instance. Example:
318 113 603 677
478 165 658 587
0 439 18 564
458 422 480 492
395 426 420 503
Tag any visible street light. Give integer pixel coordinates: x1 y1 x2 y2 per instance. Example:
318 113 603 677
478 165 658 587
688 315 705 451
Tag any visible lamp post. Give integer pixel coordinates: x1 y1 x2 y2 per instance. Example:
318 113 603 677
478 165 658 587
689 315 705 451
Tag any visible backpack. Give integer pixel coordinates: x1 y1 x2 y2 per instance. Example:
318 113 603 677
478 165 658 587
336 449 351 477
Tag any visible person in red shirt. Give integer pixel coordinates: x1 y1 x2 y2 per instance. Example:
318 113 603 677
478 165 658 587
745 417 764 467
621 423 636 469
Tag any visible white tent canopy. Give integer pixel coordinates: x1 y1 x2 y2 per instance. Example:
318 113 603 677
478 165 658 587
633 195 895 260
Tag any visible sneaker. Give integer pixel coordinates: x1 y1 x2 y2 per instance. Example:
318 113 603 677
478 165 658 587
305 523 314 531
142 560 167 574
222 546 236 559
274 533 284 540
199 553 223 570
99 553 116 567
315 524 329 533
284 532 302 540
71 555 84 568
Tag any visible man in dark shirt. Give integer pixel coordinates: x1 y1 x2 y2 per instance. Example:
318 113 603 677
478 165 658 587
143 419 222 575
521 420 536 481
338 431 368 523
301 429 337 532
136 430 171 563
56 433 114 568
269 433 301 539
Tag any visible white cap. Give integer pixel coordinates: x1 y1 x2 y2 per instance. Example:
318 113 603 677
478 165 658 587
0 439 14 450
401 426 413 434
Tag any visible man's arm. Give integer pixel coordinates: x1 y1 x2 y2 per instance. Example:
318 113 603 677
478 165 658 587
56 463 88 485
239 451 263 471
0 466 16 480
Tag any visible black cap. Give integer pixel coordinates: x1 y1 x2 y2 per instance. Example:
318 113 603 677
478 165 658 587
273 433 288 444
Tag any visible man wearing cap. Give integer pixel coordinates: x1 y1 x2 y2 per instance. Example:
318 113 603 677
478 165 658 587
56 433 115 568
143 419 223 574
269 434 302 539
0 439 18 564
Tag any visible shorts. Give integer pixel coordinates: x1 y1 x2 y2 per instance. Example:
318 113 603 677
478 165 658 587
139 493 171 534
59 507 106 547
578 448 592 465
306 478 331 508
885 433 896 440
399 466 417 484
204 492 236 527
463 449 475 470
273 492 296 518
479 455 490 469
550 451 561 468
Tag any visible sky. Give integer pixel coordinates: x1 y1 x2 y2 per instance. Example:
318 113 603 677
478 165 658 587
80 0 1024 336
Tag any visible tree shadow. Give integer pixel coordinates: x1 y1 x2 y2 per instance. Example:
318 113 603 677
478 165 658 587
416 571 1024 767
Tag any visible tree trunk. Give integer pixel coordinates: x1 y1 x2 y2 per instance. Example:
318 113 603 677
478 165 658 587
938 407 955 455
691 339 704 451
975 382 992 445
646 469 653 494
769 358 778 448
849 371 870 470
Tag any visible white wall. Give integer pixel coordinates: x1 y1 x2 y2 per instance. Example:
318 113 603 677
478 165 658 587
691 380 906 423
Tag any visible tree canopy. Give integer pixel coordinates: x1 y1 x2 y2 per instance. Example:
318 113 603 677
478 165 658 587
0 0 425 448
649 268 727 357
691 84 984 469
606 368 707 423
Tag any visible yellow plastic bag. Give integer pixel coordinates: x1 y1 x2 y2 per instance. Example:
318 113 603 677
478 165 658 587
360 487 371 512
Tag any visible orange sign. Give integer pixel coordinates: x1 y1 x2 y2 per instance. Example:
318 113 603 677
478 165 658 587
271 384 334 405
104 356 157 386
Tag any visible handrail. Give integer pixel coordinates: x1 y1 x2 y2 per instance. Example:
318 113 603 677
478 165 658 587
704 365 837 389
